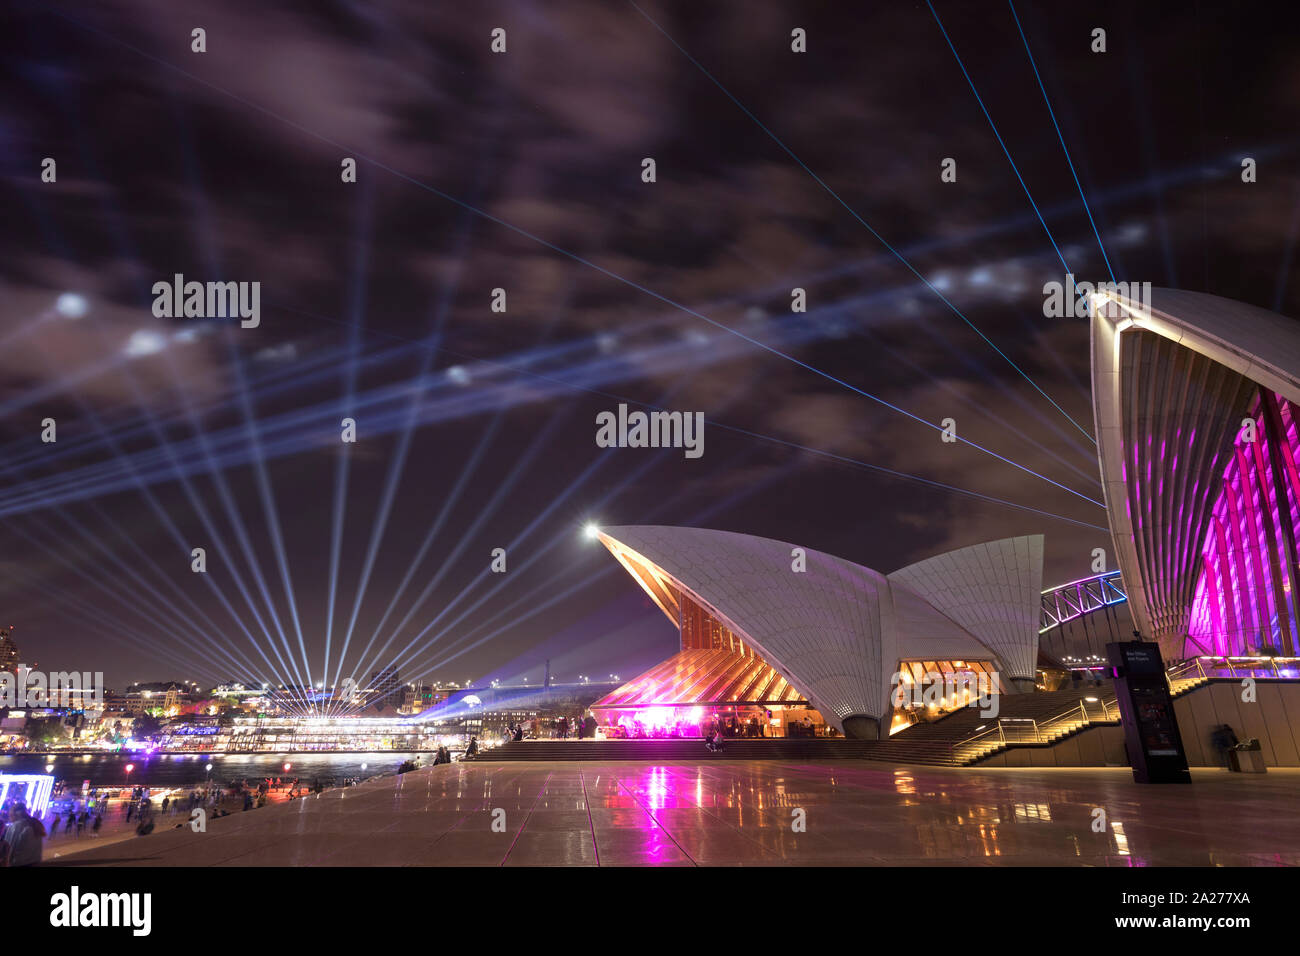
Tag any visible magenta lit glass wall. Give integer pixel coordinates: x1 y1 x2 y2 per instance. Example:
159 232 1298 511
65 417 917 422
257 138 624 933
1188 393 1300 656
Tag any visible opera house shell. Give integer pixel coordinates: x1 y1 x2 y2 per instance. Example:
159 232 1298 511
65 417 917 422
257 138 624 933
1092 286 1300 662
591 525 1043 739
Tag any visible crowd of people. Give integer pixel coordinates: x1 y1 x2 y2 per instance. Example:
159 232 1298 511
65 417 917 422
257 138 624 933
502 714 596 743
493 709 824 744
607 710 821 741
1 786 128 865
494 710 826 743
0 759 459 866
0 774 326 867
1 787 129 866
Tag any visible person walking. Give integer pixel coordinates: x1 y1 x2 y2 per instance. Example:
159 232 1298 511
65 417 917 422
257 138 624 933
1 802 46 867
1212 723 1240 768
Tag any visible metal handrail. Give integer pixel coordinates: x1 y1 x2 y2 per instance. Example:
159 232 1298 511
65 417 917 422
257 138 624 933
950 695 1122 761
1167 657 1209 683
1193 655 1292 679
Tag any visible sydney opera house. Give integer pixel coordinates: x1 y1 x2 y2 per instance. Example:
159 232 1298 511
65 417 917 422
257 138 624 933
589 287 1300 754
591 526 1042 740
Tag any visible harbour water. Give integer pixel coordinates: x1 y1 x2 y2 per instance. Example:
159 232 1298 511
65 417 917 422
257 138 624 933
0 751 428 789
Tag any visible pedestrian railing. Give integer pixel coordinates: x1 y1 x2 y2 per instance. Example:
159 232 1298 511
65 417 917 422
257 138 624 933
950 696 1120 764
1169 655 1300 682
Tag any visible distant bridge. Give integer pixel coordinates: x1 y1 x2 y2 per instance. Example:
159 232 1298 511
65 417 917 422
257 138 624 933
1039 570 1127 635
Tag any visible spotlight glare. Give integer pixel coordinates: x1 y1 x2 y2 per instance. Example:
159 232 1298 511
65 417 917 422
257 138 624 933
55 292 88 318
124 329 166 358
583 523 600 541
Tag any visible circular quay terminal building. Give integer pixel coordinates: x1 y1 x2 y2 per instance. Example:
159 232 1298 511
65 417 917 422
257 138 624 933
583 288 1300 772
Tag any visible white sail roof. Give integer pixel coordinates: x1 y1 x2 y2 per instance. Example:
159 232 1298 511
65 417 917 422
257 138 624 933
596 525 1042 729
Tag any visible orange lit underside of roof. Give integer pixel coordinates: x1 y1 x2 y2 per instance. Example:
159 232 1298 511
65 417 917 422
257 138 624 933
591 647 807 711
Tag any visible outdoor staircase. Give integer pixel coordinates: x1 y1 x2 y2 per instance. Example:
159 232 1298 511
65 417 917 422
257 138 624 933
1168 674 1211 695
877 672 1212 767
866 684 1121 767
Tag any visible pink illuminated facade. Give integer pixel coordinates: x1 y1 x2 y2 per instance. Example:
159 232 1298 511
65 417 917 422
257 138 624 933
1091 287 1300 659
1187 392 1300 656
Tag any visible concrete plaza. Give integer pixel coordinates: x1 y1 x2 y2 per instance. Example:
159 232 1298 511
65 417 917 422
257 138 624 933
50 760 1300 867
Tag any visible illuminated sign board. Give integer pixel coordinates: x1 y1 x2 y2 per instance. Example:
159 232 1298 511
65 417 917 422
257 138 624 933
170 725 220 736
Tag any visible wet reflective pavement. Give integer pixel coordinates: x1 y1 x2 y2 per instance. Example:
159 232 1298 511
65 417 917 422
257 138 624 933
54 762 1300 866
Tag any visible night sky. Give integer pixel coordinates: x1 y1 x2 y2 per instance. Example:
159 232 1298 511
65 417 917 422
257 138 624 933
1 0 1297 691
